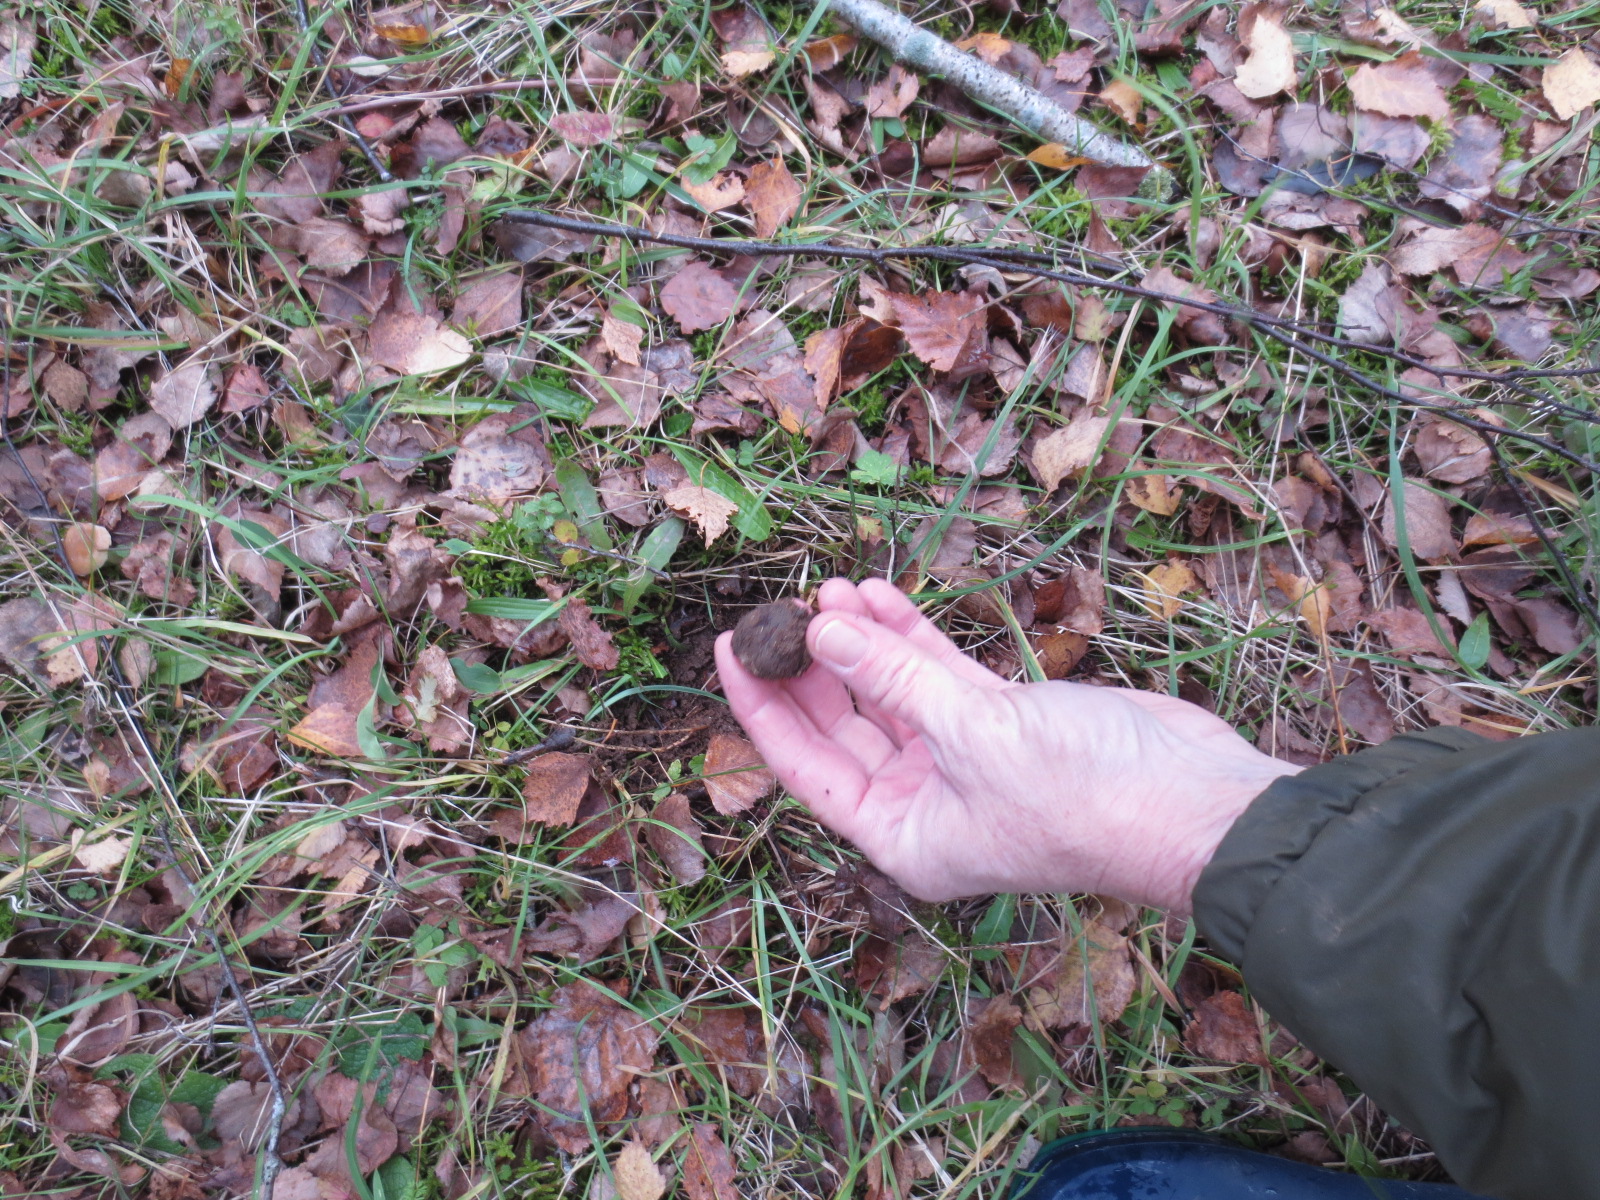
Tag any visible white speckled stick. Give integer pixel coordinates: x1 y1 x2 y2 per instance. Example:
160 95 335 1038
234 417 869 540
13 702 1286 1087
816 0 1155 169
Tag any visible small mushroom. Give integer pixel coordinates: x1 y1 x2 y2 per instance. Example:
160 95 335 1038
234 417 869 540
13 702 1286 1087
731 600 814 679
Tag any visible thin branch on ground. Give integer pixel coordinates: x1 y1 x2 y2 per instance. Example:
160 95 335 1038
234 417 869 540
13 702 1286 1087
500 209 1600 470
157 823 290 1200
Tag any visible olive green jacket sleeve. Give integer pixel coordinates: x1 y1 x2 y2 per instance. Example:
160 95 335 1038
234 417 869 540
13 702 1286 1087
1194 726 1600 1200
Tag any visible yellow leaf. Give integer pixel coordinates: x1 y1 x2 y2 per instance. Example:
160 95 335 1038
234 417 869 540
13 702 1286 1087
1140 561 1199 619
722 48 775 77
1025 144 1092 170
373 22 431 43
1126 474 1181 515
955 31 1013 62
1100 79 1142 124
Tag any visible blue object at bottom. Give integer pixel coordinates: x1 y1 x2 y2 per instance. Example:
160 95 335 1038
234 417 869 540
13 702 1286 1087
1012 1130 1489 1200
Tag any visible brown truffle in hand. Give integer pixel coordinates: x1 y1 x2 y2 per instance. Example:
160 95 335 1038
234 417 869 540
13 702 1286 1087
731 600 814 679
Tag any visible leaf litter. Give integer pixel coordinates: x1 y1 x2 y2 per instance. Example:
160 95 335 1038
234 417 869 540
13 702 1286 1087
2 0 1596 1193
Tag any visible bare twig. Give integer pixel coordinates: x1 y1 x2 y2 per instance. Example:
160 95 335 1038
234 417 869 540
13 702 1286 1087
811 0 1154 169
499 209 1600 470
317 78 555 118
157 824 290 1200
290 0 394 182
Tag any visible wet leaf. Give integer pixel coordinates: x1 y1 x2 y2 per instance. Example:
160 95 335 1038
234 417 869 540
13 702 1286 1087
680 1123 739 1200
519 979 661 1151
1184 990 1267 1065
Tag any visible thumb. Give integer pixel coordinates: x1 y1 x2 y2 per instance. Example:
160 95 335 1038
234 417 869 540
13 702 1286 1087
808 611 977 738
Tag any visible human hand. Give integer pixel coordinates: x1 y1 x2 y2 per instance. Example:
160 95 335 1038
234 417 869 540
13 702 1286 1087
715 578 1300 912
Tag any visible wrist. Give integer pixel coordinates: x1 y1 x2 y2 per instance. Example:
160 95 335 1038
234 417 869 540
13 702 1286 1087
1148 755 1302 915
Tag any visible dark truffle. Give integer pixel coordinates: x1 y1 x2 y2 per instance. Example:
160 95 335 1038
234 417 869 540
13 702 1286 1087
731 601 814 679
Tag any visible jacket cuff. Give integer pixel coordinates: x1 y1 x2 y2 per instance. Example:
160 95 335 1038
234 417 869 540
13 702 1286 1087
1193 727 1488 963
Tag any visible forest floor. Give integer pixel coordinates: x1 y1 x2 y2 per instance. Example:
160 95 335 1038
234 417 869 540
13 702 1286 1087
1 0 1597 1196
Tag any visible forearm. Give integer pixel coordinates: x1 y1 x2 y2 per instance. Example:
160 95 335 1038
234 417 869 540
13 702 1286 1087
1194 727 1600 1200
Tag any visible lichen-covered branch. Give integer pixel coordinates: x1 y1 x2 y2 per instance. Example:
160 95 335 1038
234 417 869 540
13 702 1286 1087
811 0 1154 169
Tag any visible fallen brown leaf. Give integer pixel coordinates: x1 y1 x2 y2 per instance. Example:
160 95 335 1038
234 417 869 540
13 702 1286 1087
1338 261 1402 345
1032 411 1111 494
1100 78 1142 124
452 270 523 338
559 596 621 670
521 752 592 826
702 732 774 815
1183 990 1267 1065
519 978 661 1151
49 1081 125 1137
1025 914 1136 1030
681 172 746 212
646 792 707 884
865 62 919 117
614 1142 666 1200
1142 560 1200 619
148 359 219 427
966 996 1024 1091
449 407 551 500
1347 54 1450 120
1381 478 1455 561
743 156 803 239
396 644 471 753
368 309 473 375
890 289 988 375
660 261 740 333
856 929 946 1004
681 1123 739 1200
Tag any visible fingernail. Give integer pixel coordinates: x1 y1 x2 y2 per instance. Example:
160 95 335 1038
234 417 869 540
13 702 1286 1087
813 616 868 669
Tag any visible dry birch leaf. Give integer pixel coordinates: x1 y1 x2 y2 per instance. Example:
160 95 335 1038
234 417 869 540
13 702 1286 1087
1544 48 1600 120
663 485 737 545
1234 4 1297 98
